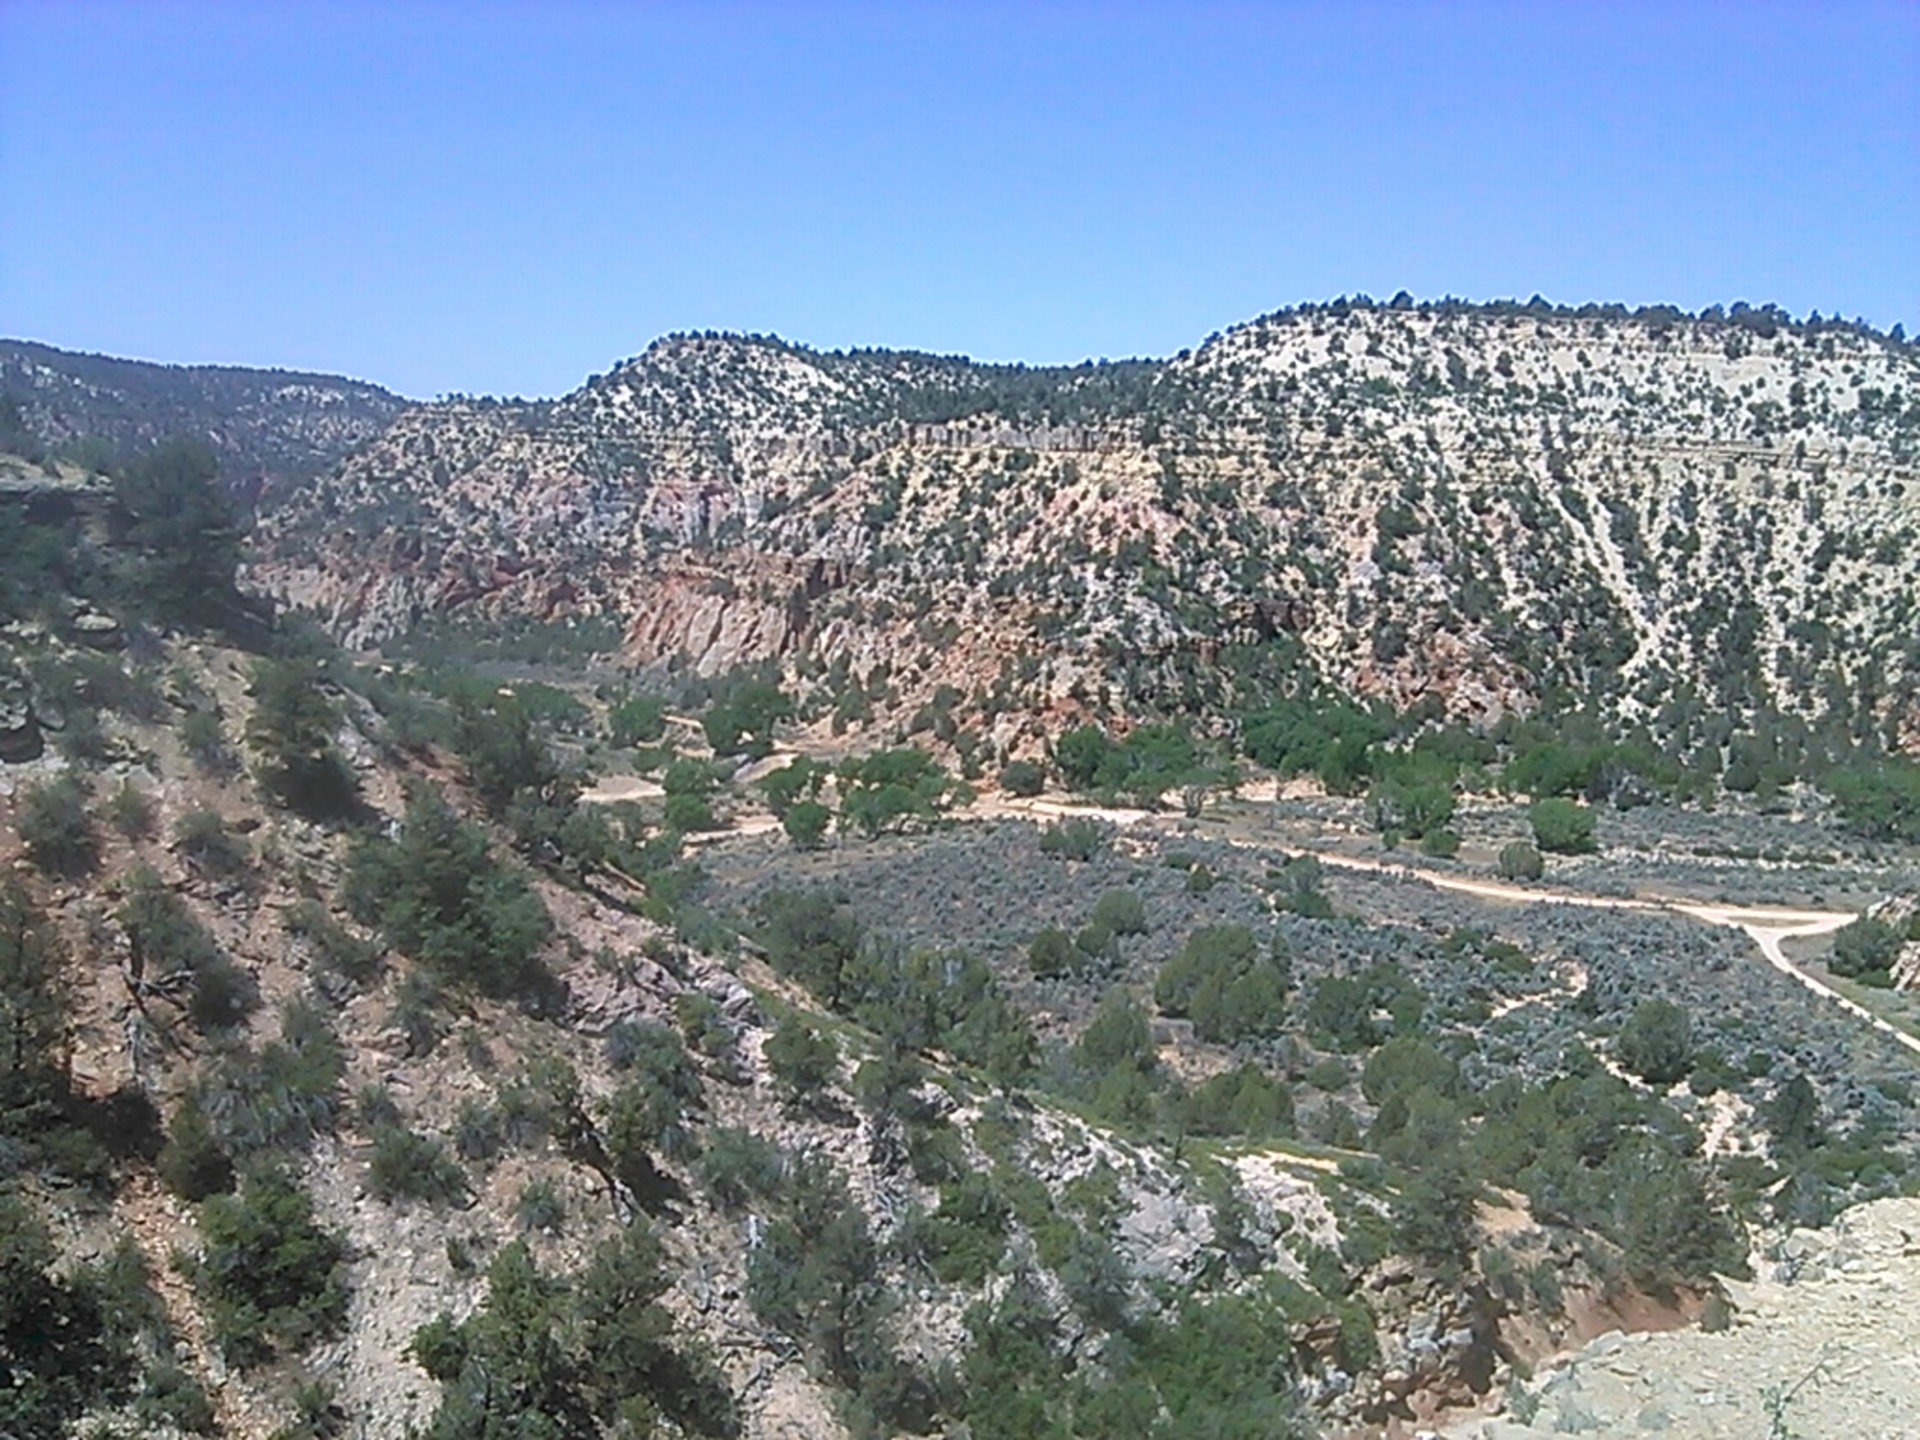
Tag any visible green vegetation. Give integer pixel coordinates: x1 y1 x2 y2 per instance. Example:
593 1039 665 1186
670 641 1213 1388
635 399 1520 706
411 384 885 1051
1529 797 1597 854
0 1192 140 1440
119 867 259 1032
188 1168 349 1367
755 886 1032 1084
247 658 360 820
1155 924 1292 1044
745 1155 917 1429
607 691 668 747
960 1278 1312 1440
998 758 1047 796
1827 758 1920 842
411 1228 737 1438
1053 722 1227 807
1241 696 1385 795
16 775 98 878
344 790 554 1003
836 747 964 836
1498 840 1545 881
1617 1000 1695 1086
367 1123 470 1207
1829 915 1902 985
764 1012 840 1110
702 676 791 760
1038 816 1105 860
110 436 241 625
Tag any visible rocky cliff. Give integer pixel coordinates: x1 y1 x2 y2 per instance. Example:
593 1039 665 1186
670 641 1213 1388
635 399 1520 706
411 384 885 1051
252 303 1920 743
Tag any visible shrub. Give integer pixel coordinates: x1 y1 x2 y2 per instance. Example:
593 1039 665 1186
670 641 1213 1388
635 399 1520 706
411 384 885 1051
759 758 823 817
135 1358 218 1436
0 879 71 1138
754 889 864 1007
1528 798 1596 855
665 791 720 833
111 435 240 625
343 791 554 1003
1305 975 1382 1052
178 707 236 775
284 899 383 988
1091 888 1149 937
448 685 561 819
1038 817 1104 860
763 1013 839 1108
1616 1000 1694 1086
1827 757 1920 841
368 1124 469 1207
607 693 667 747
1361 1038 1462 1106
699 1127 786 1212
246 659 359 820
1498 840 1545 881
103 779 157 840
411 1230 736 1440
999 759 1047 797
1180 1064 1295 1138
1829 915 1901 980
1155 924 1289 1044
1074 921 1117 966
190 1168 349 1367
836 747 962 836
388 970 448 1057
452 1098 507 1165
0 1192 138 1439
195 1000 345 1154
746 1158 884 1390
604 1022 703 1156
676 991 738 1064
907 1173 1009 1287
157 1092 235 1201
703 678 790 759
17 775 98 877
516 1176 566 1235
782 799 832 850
118 868 258 1032
1269 854 1329 916
174 808 250 878
1028 926 1076 979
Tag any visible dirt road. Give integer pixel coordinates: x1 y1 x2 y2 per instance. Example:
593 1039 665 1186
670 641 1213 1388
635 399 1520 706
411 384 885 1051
981 794 1920 1062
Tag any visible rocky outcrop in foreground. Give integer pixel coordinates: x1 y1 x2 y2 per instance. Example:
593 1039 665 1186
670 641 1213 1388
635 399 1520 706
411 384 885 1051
1443 1196 1920 1440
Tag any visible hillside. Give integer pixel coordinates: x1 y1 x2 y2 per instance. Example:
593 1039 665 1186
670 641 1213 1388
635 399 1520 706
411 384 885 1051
0 339 407 504
252 302 1920 758
10 311 1920 1440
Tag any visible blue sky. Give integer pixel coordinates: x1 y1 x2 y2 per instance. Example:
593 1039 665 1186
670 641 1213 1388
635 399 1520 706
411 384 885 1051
2 1 1914 398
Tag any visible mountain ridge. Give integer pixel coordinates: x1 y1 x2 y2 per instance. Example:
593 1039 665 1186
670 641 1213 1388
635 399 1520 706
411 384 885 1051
250 301 1920 765
0 338 408 501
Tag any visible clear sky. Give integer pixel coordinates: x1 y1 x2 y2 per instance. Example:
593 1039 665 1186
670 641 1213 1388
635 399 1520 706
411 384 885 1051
2 1 1914 398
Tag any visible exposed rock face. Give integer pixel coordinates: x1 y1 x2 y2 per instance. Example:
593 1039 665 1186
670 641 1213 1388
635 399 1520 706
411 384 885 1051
251 305 1920 738
1442 1196 1920 1440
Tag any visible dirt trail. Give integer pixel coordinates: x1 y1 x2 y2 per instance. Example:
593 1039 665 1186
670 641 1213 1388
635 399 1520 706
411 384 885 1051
972 795 1920 1062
